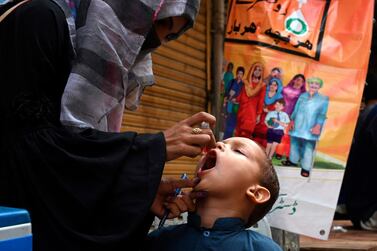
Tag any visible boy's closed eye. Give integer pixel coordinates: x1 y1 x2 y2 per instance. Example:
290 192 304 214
233 149 246 156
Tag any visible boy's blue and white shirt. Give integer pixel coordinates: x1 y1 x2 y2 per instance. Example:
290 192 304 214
265 111 290 131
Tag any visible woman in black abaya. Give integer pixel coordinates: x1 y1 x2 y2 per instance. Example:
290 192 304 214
0 0 213 250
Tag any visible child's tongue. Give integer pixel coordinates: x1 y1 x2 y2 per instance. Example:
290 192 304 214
202 151 216 171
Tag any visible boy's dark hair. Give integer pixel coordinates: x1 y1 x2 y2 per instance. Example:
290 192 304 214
271 67 281 73
276 98 286 106
236 66 245 75
227 62 234 71
246 152 280 227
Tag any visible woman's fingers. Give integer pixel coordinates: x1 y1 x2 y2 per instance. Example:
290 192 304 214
180 192 196 212
158 181 208 219
184 134 211 146
163 112 216 161
168 144 202 159
165 203 181 219
161 178 198 193
182 112 216 128
171 196 188 212
200 128 216 149
165 193 196 219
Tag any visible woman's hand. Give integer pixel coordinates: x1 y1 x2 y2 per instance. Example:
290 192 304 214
163 112 216 161
288 121 294 131
256 114 261 124
244 80 266 97
151 178 208 219
310 124 321 135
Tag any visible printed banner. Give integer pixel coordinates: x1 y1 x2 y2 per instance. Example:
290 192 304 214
223 0 373 239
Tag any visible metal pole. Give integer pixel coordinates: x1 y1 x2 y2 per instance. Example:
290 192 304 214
271 227 300 251
211 0 225 139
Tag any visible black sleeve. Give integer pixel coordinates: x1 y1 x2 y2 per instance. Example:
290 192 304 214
16 129 166 251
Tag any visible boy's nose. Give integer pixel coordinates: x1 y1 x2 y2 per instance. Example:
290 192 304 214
216 142 225 151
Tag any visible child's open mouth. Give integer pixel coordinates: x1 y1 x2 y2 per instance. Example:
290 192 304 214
197 150 217 176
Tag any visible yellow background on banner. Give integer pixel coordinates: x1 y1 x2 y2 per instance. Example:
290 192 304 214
225 0 373 164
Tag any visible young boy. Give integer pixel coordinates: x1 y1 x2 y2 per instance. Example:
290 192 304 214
265 99 290 160
144 137 281 251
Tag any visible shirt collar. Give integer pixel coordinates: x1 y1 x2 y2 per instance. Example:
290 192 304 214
187 213 246 231
305 92 319 98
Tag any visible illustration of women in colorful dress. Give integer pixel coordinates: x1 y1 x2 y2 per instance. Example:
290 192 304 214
288 77 329 177
253 77 283 147
235 62 266 138
276 74 306 163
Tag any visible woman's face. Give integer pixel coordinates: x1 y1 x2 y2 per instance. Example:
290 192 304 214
154 16 189 43
269 81 278 92
293 77 304 89
253 66 262 78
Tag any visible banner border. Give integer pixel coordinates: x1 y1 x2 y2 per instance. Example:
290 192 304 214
225 0 331 61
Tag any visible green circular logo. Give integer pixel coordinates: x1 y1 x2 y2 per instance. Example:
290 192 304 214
286 18 308 36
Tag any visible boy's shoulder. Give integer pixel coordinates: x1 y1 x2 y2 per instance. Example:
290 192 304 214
246 230 282 251
148 223 188 239
267 110 277 115
145 224 189 251
281 111 290 117
318 93 330 101
299 92 309 99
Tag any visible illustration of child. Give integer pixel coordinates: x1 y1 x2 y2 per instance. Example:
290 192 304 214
265 99 290 160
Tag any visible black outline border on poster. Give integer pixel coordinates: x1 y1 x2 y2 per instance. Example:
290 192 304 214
225 0 331 61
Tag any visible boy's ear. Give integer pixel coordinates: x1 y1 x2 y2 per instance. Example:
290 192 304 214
246 185 270 204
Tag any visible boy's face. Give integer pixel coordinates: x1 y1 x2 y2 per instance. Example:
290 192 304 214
195 137 264 195
275 102 284 111
236 71 244 80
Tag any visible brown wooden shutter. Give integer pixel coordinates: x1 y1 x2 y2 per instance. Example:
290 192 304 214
121 1 211 178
